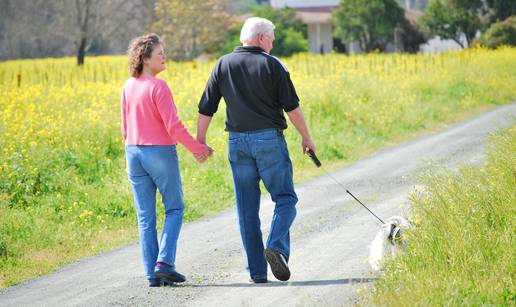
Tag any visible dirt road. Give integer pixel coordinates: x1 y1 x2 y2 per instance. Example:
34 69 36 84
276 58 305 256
1 103 514 306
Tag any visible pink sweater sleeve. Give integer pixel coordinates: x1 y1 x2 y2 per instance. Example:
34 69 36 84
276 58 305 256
153 80 207 154
121 88 127 141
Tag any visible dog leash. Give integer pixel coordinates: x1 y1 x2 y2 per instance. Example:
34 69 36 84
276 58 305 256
307 149 386 225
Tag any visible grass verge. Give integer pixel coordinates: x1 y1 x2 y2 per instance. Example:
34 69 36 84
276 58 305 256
366 124 515 305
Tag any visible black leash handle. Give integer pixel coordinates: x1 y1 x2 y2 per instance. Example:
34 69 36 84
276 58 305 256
307 149 321 167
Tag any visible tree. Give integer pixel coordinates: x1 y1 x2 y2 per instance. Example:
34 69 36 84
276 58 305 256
0 0 155 63
64 0 153 65
478 16 516 48
227 0 258 13
73 0 93 66
0 0 68 60
420 0 484 48
484 0 516 23
219 24 243 56
397 15 428 53
332 0 406 52
247 5 308 56
152 0 234 61
0 1 8 54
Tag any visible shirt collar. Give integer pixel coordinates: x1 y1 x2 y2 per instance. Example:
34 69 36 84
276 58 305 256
234 46 266 53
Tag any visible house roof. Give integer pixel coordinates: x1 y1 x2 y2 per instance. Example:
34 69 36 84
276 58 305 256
271 0 338 24
271 0 340 9
297 11 332 24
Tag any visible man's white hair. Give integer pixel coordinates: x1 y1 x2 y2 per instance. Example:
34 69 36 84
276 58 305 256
240 17 275 44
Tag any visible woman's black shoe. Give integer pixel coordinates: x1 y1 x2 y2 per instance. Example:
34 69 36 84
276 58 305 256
148 278 161 287
155 265 186 283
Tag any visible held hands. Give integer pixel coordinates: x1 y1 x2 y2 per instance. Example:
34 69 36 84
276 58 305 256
194 144 214 163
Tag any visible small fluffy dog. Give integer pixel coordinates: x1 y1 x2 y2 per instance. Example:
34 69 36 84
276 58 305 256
369 216 412 271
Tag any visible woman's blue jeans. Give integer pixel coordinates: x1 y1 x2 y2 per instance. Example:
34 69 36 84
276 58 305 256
125 145 184 280
228 129 298 279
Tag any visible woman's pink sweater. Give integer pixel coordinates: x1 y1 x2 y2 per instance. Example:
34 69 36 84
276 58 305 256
121 75 206 154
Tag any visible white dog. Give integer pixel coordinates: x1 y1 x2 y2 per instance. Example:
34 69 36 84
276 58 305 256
369 216 412 271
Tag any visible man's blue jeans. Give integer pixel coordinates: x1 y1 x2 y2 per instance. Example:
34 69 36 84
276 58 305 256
125 145 184 280
228 128 298 279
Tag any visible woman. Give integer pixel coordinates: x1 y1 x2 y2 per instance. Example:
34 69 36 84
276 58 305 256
121 33 212 287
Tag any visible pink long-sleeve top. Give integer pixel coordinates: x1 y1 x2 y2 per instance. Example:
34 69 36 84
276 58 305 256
121 75 206 154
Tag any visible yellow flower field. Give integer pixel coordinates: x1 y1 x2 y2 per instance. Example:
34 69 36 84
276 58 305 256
0 47 514 287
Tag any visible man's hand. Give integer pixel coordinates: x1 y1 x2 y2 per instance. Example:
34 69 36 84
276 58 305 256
302 137 316 155
194 145 214 163
286 107 316 155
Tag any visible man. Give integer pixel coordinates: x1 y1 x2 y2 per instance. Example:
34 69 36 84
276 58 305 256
196 17 316 283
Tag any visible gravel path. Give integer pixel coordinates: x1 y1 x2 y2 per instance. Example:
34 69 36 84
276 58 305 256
1 103 514 307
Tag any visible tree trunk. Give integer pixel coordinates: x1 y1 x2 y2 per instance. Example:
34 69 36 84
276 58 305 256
77 36 87 65
359 35 368 53
452 37 465 49
465 32 474 48
76 0 91 66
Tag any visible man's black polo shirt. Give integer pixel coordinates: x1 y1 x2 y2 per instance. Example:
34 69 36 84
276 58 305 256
198 46 300 132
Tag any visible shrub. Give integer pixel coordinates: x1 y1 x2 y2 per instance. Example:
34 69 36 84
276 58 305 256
479 16 516 49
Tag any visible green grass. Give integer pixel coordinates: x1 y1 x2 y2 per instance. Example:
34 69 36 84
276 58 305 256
0 48 515 288
366 124 516 305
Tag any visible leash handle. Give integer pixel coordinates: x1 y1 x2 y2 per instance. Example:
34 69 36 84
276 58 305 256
307 149 321 167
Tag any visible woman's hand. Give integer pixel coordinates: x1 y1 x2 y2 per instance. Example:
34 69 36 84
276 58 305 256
194 145 214 163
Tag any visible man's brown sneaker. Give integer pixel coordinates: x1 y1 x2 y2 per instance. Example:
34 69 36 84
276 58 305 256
264 248 290 281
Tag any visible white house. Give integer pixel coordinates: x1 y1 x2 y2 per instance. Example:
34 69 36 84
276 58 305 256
419 35 468 53
271 0 465 54
271 0 339 54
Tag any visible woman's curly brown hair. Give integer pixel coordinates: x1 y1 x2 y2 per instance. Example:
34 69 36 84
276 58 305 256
127 33 163 77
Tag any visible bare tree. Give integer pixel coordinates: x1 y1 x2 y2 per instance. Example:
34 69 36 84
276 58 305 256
74 0 92 65
66 0 132 65
0 0 158 62
0 0 69 60
0 0 12 59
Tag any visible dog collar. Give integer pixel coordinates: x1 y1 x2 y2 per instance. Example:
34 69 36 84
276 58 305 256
388 224 402 244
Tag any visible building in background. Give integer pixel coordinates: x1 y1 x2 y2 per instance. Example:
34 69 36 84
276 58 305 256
271 0 339 54
270 0 466 54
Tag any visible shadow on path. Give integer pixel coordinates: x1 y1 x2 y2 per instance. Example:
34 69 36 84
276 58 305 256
167 277 377 288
